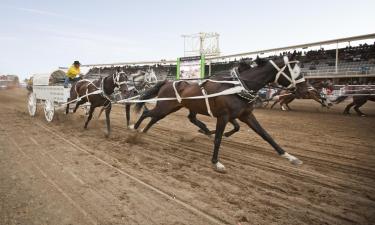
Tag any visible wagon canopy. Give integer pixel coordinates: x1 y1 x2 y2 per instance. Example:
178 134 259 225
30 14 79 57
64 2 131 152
32 70 67 86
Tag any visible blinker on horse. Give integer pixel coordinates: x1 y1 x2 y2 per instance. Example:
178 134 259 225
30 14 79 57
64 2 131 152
133 54 309 172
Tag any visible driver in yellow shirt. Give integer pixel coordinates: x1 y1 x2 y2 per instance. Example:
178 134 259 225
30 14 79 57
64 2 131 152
64 61 82 88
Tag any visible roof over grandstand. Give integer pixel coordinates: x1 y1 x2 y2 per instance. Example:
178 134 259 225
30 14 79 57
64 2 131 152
83 33 375 67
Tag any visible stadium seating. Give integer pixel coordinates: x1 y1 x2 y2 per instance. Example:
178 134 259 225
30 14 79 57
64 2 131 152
85 42 375 83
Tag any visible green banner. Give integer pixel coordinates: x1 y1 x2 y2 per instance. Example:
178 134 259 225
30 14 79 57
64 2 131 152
176 55 205 80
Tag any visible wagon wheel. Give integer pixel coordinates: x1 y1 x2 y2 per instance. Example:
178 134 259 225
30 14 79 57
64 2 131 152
28 92 37 116
43 99 55 122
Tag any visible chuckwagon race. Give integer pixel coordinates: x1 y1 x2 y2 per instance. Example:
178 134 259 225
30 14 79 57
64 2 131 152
1 1 375 225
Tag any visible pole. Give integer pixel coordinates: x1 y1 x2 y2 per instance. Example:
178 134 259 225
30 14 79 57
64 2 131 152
199 33 204 56
208 61 212 76
335 42 339 74
183 36 186 56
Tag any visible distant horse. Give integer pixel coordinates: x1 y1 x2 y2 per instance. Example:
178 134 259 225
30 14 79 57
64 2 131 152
333 89 375 116
270 85 331 111
66 72 128 136
132 54 309 172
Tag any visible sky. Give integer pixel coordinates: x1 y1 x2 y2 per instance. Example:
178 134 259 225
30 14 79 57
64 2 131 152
1 0 375 80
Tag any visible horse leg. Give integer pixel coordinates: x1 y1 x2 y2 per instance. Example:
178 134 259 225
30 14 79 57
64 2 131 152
353 100 367 117
104 103 112 137
133 108 152 130
239 112 302 165
141 106 182 133
343 102 355 115
141 117 161 133
125 103 131 128
285 102 291 111
84 106 95 129
280 99 288 111
270 99 280 109
224 119 240 137
73 99 86 113
211 115 229 172
65 98 70 114
188 111 214 136
134 100 181 132
285 97 294 111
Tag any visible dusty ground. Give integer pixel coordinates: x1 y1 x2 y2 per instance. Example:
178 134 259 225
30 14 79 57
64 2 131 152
0 88 374 225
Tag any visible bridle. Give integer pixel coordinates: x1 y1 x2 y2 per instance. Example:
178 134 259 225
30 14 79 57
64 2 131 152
100 71 128 101
113 71 128 86
269 56 305 89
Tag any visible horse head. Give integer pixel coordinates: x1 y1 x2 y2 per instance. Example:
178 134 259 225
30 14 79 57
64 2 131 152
113 71 129 98
237 58 252 73
266 52 308 97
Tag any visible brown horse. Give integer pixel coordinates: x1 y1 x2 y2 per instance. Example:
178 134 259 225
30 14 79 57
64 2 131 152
270 85 330 111
333 89 375 116
66 72 128 136
132 55 309 172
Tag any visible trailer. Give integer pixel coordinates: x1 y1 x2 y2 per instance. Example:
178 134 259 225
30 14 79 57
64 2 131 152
27 71 72 122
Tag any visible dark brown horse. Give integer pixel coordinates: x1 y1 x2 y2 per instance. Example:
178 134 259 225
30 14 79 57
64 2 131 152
270 85 330 111
334 89 375 116
66 72 128 136
132 55 309 172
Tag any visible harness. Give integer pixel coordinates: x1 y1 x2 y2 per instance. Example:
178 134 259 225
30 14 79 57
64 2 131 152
230 69 258 103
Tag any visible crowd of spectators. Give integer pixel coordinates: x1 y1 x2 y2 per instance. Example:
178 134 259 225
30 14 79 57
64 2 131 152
86 42 375 81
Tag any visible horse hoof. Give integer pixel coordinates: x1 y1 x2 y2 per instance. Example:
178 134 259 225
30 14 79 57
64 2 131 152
291 158 303 165
360 114 367 117
282 152 302 166
212 162 226 173
128 124 135 130
135 128 144 133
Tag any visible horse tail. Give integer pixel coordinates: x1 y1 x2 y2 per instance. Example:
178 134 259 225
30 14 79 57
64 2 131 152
134 80 167 113
333 95 348 104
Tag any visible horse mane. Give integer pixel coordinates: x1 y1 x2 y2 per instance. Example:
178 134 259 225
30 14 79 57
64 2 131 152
254 56 268 67
238 59 252 73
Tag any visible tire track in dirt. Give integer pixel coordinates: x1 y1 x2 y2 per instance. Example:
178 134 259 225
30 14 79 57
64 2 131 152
134 126 374 192
0 131 98 225
33 121 229 225
65 124 367 224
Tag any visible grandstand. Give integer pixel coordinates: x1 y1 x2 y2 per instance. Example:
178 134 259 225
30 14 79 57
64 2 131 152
0 74 19 89
84 33 375 85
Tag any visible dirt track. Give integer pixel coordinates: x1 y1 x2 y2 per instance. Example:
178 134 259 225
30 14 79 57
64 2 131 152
1 88 374 225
